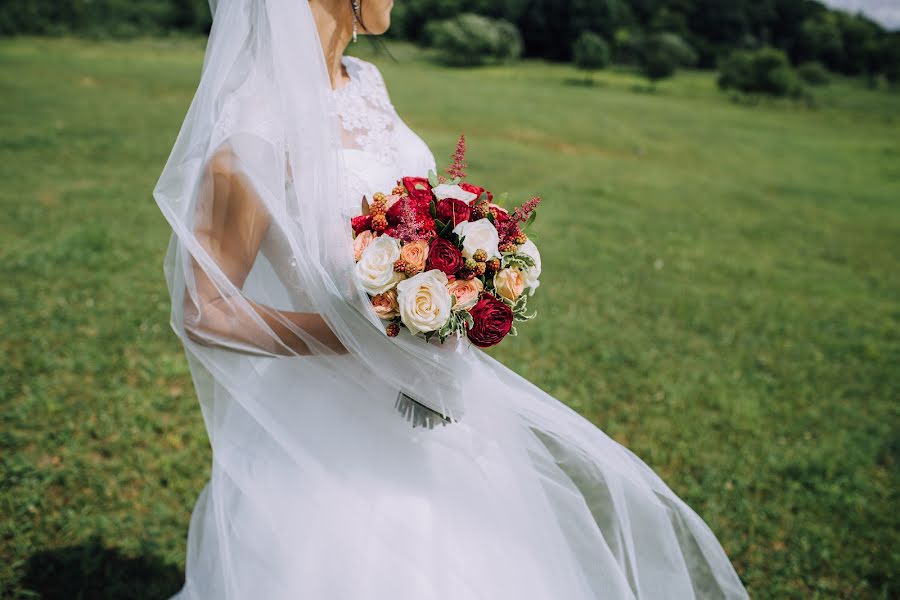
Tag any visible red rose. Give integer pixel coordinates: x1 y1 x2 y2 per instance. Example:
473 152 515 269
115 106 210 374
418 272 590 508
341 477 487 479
351 214 372 234
426 237 463 276
460 182 492 202
435 198 471 227
490 205 510 225
402 176 434 204
386 195 431 226
466 294 514 348
416 214 436 236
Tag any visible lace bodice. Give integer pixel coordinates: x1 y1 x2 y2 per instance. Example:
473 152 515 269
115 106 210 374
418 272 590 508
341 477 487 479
260 55 440 311
332 56 437 216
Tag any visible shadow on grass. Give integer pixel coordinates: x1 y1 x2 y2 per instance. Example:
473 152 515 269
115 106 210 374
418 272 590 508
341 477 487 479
563 77 607 88
20 536 183 599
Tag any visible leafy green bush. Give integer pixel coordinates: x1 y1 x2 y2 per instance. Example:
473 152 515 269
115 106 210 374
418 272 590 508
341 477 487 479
572 31 610 83
424 13 522 67
633 32 698 85
797 61 830 86
718 47 804 98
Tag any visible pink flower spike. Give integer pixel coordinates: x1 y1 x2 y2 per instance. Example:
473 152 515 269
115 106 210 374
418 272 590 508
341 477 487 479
447 134 467 180
511 196 541 225
394 196 430 243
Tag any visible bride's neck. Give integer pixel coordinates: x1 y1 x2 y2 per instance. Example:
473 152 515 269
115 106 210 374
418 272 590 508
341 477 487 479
308 0 353 90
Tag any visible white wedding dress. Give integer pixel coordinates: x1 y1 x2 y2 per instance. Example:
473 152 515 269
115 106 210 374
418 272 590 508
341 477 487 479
170 55 749 600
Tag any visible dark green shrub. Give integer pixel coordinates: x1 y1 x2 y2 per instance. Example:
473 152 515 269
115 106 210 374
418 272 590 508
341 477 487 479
634 32 698 85
797 61 830 86
0 0 211 37
572 31 610 84
718 47 804 98
424 13 522 67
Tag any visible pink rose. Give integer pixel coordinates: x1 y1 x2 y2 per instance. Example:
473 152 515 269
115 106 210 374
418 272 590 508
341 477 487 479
371 288 399 320
399 239 429 273
353 230 375 262
447 277 483 311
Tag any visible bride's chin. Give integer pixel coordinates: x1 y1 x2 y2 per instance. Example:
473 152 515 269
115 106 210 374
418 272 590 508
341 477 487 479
366 22 391 36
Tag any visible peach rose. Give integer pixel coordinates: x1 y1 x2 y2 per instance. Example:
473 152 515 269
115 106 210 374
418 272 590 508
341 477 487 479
447 277 483 311
399 239 429 273
493 267 525 301
353 230 375 262
371 288 399 320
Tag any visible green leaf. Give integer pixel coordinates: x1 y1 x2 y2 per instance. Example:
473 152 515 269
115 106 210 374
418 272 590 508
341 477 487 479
502 252 535 270
508 325 518 337
429 199 437 218
435 218 447 231
440 219 453 237
524 210 537 229
495 192 509 207
427 169 439 188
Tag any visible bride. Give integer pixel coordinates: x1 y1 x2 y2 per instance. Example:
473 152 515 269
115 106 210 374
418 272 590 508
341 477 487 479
153 0 750 598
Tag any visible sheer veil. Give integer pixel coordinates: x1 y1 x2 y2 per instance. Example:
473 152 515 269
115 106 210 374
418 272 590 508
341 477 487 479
155 0 468 426
155 1 749 597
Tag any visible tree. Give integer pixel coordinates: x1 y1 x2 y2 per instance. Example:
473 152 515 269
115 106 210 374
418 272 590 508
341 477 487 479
424 13 523 67
797 13 845 70
572 31 610 84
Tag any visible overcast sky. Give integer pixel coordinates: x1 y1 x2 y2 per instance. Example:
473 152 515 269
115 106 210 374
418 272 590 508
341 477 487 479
819 0 900 30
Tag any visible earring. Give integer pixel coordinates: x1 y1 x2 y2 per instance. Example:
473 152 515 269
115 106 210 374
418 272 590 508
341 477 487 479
352 0 359 43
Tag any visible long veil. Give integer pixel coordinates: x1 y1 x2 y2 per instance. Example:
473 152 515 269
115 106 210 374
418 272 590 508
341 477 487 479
155 0 467 423
155 1 749 598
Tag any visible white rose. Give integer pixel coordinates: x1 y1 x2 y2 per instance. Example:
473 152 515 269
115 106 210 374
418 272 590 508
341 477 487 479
432 183 477 203
396 269 453 335
355 235 404 295
452 218 500 259
518 238 542 295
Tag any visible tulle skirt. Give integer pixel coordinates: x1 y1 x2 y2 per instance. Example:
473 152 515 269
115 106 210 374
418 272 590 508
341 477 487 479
170 346 749 599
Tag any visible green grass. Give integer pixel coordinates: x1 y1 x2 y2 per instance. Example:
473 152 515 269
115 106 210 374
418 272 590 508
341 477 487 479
1 36 898 599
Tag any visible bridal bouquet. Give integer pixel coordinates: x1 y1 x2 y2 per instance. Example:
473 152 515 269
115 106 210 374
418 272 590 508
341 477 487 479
350 136 542 349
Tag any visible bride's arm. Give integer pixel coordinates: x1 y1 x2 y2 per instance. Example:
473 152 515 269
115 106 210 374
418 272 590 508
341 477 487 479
182 149 347 356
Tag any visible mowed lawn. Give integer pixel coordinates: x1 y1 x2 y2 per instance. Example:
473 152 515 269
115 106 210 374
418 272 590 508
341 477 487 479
1 36 898 599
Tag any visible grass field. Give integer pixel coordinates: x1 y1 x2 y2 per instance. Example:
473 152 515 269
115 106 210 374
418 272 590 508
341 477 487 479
1 36 898 599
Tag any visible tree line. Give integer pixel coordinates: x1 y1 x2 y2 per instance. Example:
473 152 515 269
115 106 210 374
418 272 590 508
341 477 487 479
1 0 898 81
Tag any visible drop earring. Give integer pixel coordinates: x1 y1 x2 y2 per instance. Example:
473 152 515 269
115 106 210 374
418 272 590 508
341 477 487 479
352 0 359 43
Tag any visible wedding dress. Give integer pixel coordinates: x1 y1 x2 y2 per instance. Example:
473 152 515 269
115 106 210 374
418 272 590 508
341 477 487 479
156 2 750 598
